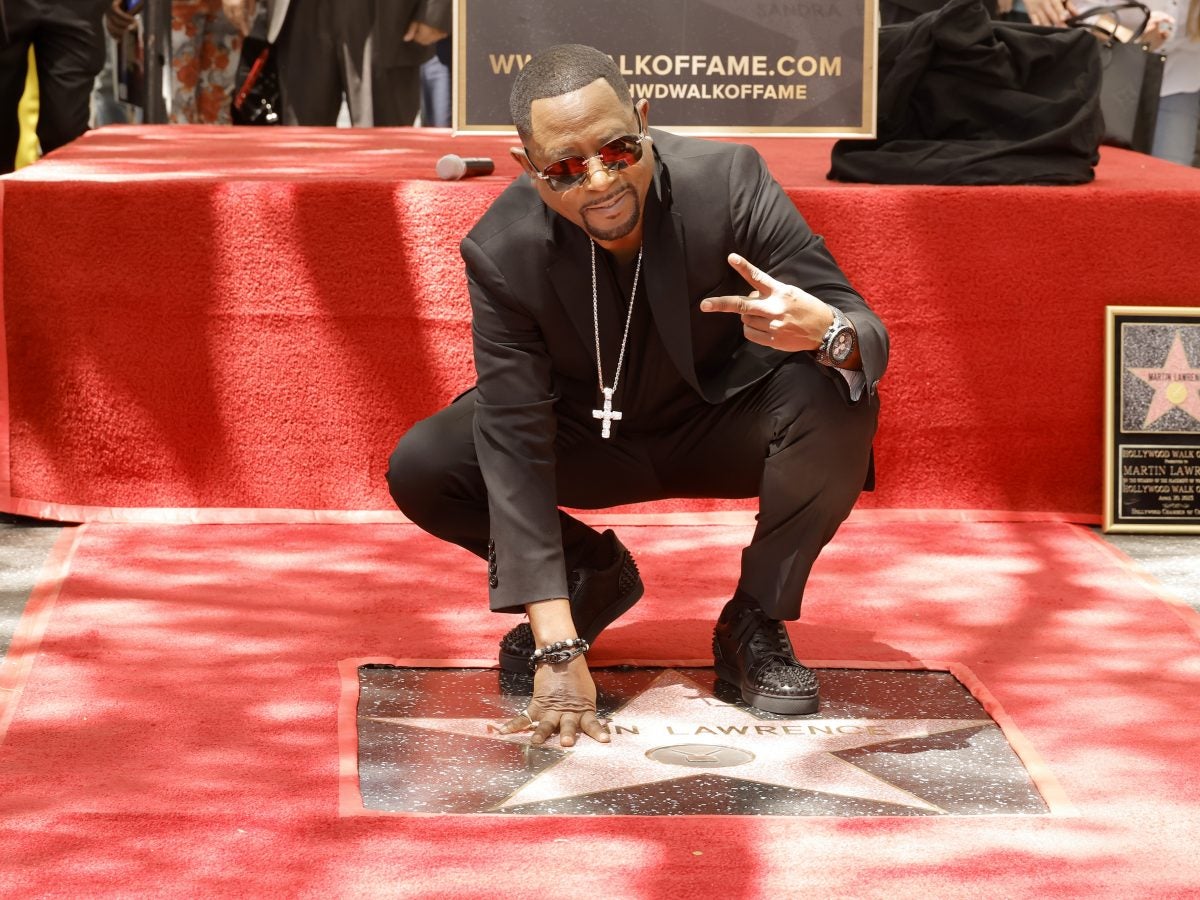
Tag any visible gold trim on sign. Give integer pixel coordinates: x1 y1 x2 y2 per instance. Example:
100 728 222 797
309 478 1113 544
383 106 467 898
1103 305 1200 535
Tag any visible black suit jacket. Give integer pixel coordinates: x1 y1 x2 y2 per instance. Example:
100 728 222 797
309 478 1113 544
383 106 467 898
462 130 888 611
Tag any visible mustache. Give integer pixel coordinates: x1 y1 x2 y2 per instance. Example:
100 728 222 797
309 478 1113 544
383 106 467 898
581 184 633 211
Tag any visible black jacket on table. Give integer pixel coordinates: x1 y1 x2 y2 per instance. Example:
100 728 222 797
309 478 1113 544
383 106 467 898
463 129 889 612
831 0 1103 185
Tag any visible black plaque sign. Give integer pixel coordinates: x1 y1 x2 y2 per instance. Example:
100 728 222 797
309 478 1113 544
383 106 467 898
452 0 877 136
1104 307 1200 533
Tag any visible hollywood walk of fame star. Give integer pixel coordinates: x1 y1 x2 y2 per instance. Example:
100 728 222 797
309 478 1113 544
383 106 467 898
1128 330 1200 429
368 670 990 814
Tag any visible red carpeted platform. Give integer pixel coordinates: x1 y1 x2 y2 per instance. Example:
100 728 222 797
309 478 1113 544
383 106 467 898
2 518 1200 896
3 126 1200 522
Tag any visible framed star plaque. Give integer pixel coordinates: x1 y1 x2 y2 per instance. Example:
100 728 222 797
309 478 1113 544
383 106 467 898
1104 306 1200 533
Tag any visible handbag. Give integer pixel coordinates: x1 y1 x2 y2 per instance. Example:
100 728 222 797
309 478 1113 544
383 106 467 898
1066 2 1166 153
231 34 282 126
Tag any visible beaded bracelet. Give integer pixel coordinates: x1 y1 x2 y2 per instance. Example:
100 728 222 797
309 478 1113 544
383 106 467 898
530 637 590 669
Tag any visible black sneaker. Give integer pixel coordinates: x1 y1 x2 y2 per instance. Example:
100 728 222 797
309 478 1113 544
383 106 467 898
496 530 643 673
712 597 819 715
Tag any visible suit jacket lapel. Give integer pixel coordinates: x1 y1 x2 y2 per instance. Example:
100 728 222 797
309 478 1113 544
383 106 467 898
546 220 598 358
642 169 702 395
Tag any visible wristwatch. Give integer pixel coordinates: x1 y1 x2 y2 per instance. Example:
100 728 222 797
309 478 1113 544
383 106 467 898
814 307 856 367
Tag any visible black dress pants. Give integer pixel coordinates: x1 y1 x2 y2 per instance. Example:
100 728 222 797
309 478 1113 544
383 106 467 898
387 357 878 621
1 0 107 173
272 0 422 126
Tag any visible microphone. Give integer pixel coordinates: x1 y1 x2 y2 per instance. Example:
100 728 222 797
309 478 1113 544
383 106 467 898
436 154 495 180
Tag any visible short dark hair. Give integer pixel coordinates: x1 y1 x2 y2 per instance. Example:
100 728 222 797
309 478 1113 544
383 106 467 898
509 44 633 142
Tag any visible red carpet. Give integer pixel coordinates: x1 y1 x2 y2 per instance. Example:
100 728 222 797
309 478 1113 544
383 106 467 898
5 128 1200 521
2 517 1199 897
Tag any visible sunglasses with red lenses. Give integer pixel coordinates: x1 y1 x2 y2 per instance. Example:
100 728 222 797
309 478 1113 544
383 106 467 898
528 133 649 192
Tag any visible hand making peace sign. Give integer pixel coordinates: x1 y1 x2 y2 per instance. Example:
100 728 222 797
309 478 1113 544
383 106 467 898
701 253 849 359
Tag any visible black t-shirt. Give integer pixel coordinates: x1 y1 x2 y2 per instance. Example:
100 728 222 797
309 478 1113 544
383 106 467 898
588 245 699 436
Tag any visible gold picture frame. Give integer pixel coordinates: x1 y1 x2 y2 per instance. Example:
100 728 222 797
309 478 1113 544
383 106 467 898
1103 306 1200 533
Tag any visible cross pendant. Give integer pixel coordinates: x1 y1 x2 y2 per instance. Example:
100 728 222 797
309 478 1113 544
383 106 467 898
592 387 622 439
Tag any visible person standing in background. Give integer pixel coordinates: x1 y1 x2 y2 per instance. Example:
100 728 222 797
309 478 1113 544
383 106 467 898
0 0 110 173
420 34 451 127
106 0 243 124
220 0 450 126
1147 0 1200 166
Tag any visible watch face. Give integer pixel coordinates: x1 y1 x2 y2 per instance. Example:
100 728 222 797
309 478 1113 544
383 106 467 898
830 328 854 363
